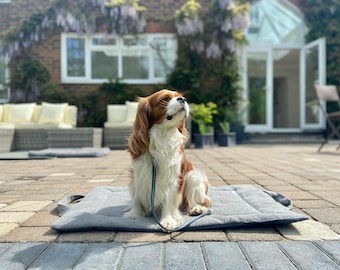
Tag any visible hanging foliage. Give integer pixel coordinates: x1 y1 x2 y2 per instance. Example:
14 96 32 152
174 0 250 59
0 0 146 58
169 0 252 126
298 0 340 86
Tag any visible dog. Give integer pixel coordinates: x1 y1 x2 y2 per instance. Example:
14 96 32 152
124 89 211 230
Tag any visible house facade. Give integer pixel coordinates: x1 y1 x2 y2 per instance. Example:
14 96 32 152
0 0 327 133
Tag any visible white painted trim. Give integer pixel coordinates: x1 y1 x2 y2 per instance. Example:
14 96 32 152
243 37 326 133
61 33 177 84
300 37 326 131
242 47 272 132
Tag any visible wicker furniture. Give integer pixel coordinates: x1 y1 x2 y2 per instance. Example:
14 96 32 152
12 129 48 151
47 128 102 148
103 126 132 150
7 128 103 151
0 128 15 152
103 102 138 149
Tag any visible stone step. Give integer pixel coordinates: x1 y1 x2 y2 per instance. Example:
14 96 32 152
245 133 324 144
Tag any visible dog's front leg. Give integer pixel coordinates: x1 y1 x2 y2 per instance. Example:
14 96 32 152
124 194 147 219
183 169 211 216
159 188 184 230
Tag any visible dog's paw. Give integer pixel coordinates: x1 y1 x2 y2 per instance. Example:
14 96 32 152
123 210 142 219
160 217 183 231
189 205 209 216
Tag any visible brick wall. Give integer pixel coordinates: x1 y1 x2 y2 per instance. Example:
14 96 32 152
0 0 49 32
1 0 198 94
1 0 301 96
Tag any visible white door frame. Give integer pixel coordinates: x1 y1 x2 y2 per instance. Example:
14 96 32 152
300 37 326 130
242 47 272 133
242 38 326 133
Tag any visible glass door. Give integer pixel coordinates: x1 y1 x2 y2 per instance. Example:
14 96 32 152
243 48 272 132
300 38 326 130
273 48 300 130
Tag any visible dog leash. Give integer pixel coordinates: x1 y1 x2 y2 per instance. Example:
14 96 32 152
151 163 212 233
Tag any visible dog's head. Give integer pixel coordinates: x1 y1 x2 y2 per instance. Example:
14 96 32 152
128 89 189 159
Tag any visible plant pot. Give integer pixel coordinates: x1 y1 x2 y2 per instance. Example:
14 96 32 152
194 133 214 148
230 124 245 144
217 132 236 147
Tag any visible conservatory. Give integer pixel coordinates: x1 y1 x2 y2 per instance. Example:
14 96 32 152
242 0 326 133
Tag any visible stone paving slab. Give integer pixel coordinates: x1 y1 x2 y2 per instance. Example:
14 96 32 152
0 241 339 269
0 144 340 268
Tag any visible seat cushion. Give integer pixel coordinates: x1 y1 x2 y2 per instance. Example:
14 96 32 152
125 101 138 122
38 102 68 124
7 103 36 123
107 105 127 123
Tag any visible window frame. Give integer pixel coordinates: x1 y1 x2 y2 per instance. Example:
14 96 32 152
61 33 177 84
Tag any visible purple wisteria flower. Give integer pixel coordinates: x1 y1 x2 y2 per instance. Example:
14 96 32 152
221 18 232 33
2 0 146 57
190 39 205 53
224 39 236 53
175 16 203 36
218 0 233 9
206 41 222 59
232 14 250 33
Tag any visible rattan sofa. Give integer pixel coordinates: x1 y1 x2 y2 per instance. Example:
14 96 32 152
0 102 83 152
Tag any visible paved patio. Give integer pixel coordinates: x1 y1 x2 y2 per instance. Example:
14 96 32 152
0 144 340 269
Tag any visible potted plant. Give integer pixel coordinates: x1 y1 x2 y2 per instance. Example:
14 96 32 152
190 102 217 148
222 107 246 144
217 121 236 147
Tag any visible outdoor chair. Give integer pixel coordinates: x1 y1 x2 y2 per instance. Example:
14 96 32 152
314 84 340 152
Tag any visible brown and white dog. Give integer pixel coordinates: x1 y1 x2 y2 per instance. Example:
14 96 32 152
124 89 211 230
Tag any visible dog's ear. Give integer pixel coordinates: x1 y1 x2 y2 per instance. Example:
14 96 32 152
128 97 151 159
178 119 189 144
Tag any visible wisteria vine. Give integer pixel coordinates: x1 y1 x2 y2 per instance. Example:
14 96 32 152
175 0 250 59
0 0 146 58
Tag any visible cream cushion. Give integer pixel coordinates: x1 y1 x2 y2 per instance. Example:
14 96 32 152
38 102 68 124
32 106 42 123
126 101 138 122
14 122 73 129
63 106 77 126
8 103 36 123
107 105 127 123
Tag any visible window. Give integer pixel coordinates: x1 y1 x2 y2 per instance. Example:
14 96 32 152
0 0 11 3
61 33 177 84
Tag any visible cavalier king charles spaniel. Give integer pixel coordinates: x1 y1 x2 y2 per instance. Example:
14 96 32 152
124 89 211 230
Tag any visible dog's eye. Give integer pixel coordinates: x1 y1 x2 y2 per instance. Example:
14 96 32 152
161 97 171 103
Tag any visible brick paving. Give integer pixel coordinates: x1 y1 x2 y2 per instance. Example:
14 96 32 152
0 144 340 268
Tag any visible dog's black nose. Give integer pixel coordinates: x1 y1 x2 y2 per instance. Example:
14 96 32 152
177 97 186 104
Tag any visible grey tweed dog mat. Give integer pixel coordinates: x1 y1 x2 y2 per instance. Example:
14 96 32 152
28 147 110 158
51 185 308 232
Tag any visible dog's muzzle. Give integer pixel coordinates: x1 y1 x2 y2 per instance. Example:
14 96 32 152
167 97 187 121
